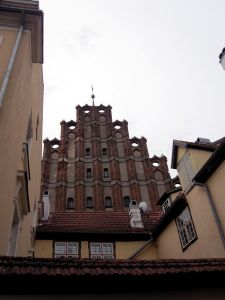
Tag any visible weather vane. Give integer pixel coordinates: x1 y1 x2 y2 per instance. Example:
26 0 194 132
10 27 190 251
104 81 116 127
91 85 95 106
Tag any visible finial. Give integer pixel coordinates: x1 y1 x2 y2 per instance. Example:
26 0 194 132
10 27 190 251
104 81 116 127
91 85 95 106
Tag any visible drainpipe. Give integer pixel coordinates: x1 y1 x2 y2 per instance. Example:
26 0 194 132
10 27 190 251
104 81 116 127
0 25 23 108
204 183 225 248
129 234 153 259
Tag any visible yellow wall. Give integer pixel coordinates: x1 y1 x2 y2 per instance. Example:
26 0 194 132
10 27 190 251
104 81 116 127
34 239 158 260
0 27 43 256
207 161 225 241
35 240 53 258
157 185 225 259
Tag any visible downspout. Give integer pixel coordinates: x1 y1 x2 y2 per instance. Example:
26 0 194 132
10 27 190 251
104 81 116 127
203 183 225 249
129 234 153 259
0 25 23 108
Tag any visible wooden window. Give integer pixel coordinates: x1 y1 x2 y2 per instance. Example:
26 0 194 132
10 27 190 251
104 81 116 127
176 207 197 250
162 198 171 213
54 241 79 258
90 242 114 259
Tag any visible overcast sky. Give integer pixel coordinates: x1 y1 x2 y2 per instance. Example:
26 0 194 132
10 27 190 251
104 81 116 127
38 0 225 177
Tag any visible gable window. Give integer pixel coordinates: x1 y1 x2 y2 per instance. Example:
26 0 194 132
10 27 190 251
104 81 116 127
54 241 79 258
86 168 92 178
176 207 197 250
90 242 114 259
105 196 112 208
162 198 171 213
102 148 107 156
177 152 196 192
103 168 109 178
85 148 91 157
124 196 130 208
86 196 93 208
67 197 75 209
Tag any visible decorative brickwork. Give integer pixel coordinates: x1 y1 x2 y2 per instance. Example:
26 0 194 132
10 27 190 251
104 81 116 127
41 104 174 213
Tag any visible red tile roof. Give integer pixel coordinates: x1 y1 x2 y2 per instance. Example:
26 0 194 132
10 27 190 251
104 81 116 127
37 210 164 234
0 256 224 293
0 256 225 276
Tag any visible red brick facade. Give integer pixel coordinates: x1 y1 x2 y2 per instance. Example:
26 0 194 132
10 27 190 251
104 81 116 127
41 104 174 212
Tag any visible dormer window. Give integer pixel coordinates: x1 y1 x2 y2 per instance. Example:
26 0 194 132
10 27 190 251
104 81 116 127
162 198 171 213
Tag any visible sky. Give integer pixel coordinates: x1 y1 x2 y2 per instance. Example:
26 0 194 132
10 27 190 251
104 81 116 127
38 0 225 177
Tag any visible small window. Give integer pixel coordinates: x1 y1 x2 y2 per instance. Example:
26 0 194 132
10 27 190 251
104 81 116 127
124 196 130 208
67 197 75 209
103 168 109 178
54 241 79 258
86 148 91 156
43 190 49 196
90 242 114 259
105 196 112 208
102 148 107 156
162 198 171 213
86 168 92 178
86 196 93 208
176 207 197 250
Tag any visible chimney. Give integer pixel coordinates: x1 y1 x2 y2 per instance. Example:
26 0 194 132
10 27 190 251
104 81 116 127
129 200 144 228
42 191 50 220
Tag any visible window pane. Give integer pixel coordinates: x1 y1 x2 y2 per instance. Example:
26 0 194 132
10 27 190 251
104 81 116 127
55 242 66 254
180 228 189 247
67 242 78 254
91 243 101 254
102 243 113 254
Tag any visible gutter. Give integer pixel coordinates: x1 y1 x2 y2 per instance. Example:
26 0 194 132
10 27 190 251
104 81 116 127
129 235 153 259
204 183 225 248
0 25 23 108
193 181 225 249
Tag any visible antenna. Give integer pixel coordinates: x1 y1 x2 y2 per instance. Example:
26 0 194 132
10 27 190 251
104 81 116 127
91 85 95 106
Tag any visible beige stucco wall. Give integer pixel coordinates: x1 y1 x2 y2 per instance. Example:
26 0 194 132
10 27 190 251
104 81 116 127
177 147 212 172
157 185 225 259
34 239 158 260
116 241 158 259
0 27 43 256
207 161 225 241
35 240 53 258
188 149 212 173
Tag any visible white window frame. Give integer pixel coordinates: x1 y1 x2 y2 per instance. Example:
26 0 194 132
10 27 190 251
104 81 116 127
176 207 196 249
162 198 171 213
54 241 79 258
90 242 114 259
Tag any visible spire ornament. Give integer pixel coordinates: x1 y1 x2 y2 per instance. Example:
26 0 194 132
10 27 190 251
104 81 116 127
91 85 95 106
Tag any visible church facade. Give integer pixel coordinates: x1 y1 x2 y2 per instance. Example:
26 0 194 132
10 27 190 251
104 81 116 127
40 103 175 214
